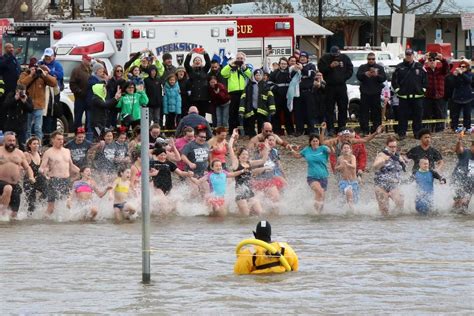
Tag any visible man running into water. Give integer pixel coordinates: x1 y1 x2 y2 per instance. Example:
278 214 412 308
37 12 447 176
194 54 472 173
247 122 294 152
40 131 80 215
0 132 35 218
335 142 358 211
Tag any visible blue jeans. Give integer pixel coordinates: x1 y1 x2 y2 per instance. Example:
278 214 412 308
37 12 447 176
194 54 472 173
26 109 43 141
216 102 230 128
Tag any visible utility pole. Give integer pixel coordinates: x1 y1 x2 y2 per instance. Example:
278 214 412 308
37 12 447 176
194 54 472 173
141 107 151 284
373 0 378 46
318 0 323 26
400 0 407 49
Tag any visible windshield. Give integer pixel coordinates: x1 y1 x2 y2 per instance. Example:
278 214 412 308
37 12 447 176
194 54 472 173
344 53 369 61
2 34 50 65
60 60 81 83
347 66 359 85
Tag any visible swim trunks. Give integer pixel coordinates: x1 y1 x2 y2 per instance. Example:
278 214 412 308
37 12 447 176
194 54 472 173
306 177 328 191
47 177 71 202
0 180 22 212
338 180 360 203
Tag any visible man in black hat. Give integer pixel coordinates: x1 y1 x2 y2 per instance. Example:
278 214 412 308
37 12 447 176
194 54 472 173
234 220 299 274
317 46 353 136
162 53 177 80
391 48 427 140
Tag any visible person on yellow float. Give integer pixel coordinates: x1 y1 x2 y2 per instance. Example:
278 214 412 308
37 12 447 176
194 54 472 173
234 220 299 274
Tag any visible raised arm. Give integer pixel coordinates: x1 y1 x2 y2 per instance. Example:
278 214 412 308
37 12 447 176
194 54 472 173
228 128 240 170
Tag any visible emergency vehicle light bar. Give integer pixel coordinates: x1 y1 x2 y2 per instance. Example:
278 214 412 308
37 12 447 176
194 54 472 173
275 22 290 30
131 29 140 39
226 27 234 37
114 29 124 39
70 42 105 55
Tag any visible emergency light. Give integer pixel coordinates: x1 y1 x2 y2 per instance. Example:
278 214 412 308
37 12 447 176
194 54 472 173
53 30 62 40
114 29 124 39
131 29 140 39
70 42 105 55
275 22 291 30
226 27 234 37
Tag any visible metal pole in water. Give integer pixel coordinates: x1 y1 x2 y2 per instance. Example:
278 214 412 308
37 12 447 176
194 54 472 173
140 106 151 284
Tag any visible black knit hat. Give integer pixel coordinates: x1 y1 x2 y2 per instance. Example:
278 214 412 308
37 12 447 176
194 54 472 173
162 53 172 61
253 220 271 242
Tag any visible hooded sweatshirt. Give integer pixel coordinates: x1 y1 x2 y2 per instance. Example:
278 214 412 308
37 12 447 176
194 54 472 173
116 90 149 121
90 83 118 131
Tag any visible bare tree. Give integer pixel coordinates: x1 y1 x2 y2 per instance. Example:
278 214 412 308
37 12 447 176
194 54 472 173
161 0 232 15
96 0 162 18
253 0 295 14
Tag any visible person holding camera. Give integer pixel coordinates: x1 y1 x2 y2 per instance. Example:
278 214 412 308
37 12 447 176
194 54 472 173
18 62 58 143
1 84 33 147
356 52 387 136
318 46 353 136
420 52 449 132
221 52 253 131
450 60 472 132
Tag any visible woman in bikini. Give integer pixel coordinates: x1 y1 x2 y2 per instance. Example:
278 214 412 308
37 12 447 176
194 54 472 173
67 166 112 220
111 167 136 222
208 127 229 170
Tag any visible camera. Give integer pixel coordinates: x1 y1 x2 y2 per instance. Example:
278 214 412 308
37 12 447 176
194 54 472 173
429 52 437 60
234 60 243 67
34 65 44 76
19 91 26 98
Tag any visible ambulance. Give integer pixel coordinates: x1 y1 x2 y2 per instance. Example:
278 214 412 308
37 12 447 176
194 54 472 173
151 15 295 68
50 20 238 81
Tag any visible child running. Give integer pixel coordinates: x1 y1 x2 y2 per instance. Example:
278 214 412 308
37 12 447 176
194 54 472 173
413 157 446 215
67 166 112 220
192 160 248 217
229 128 271 216
150 147 193 214
111 167 137 222
334 142 359 212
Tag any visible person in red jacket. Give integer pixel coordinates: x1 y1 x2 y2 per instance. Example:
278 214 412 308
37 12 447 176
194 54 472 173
208 75 230 128
419 52 449 132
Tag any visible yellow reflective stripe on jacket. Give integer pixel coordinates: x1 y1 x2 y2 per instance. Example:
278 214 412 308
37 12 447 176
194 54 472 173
257 108 269 116
398 93 425 99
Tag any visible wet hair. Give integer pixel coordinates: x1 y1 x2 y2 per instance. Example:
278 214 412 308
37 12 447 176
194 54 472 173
80 166 91 173
25 136 41 152
211 159 222 168
130 150 140 162
417 128 431 139
308 134 321 145
237 147 248 158
117 166 128 177
386 135 397 145
214 126 227 135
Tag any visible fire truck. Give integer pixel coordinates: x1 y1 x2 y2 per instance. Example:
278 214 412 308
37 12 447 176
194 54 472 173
1 21 51 66
50 20 238 79
151 15 295 68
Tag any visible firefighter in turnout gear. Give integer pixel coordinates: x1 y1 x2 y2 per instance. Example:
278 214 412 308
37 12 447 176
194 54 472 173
239 69 276 136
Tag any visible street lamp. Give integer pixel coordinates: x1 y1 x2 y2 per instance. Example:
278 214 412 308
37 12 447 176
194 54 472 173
20 1 29 21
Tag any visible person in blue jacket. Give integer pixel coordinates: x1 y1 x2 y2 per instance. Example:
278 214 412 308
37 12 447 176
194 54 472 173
163 74 182 130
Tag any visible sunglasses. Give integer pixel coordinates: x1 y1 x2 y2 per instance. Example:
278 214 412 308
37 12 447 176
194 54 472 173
116 69 123 73
367 58 375 60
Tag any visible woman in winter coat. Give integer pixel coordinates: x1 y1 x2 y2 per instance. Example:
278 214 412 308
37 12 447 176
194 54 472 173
268 57 293 135
144 65 163 125
208 75 230 128
106 64 126 127
184 48 211 116
176 66 190 114
90 82 121 140
116 81 149 128
163 74 182 130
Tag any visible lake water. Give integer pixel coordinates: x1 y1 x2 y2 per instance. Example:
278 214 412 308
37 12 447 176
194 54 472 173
1 212 473 314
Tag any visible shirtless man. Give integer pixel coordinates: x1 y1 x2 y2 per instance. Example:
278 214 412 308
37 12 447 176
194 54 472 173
334 142 358 211
0 132 35 218
40 131 80 215
247 122 294 152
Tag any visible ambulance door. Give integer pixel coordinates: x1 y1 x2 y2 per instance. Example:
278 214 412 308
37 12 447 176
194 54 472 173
263 37 293 67
238 38 263 69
